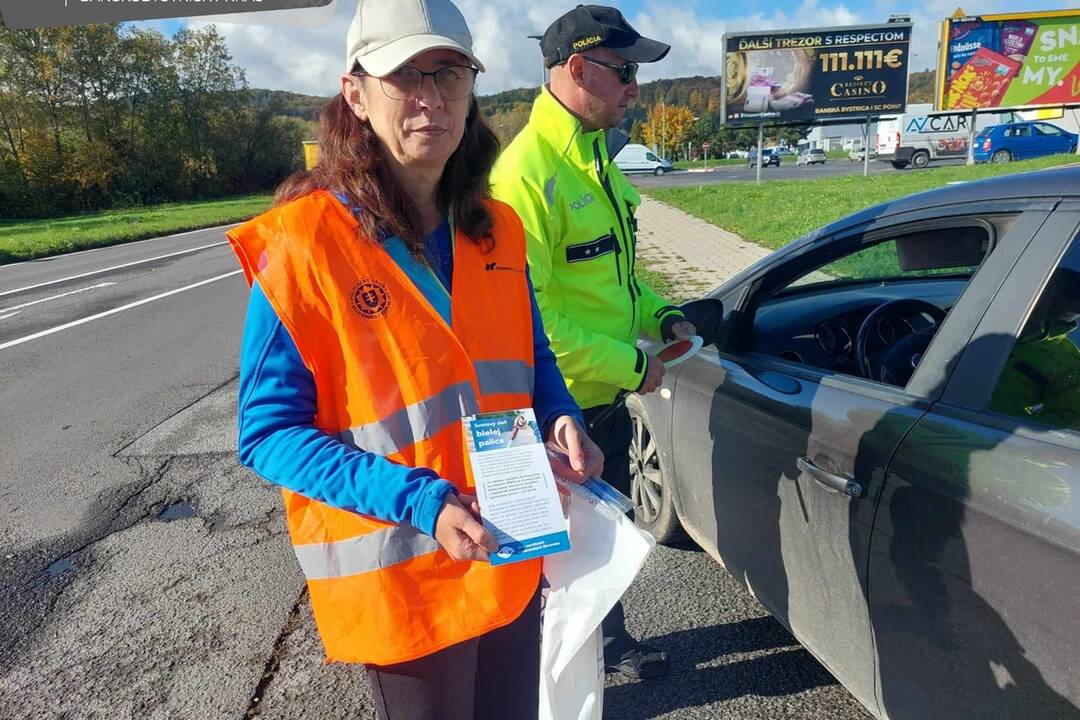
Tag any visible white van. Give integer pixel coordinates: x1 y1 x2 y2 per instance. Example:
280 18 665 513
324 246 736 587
877 106 1023 169
614 144 673 176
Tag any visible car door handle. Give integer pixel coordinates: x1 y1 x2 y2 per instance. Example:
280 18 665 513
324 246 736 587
797 456 864 498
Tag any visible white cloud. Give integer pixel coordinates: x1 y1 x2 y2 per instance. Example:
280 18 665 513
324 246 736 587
164 0 1077 96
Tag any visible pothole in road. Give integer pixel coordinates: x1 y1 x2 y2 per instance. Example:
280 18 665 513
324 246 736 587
159 501 197 521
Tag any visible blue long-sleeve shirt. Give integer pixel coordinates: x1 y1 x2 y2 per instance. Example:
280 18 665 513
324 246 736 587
237 215 582 538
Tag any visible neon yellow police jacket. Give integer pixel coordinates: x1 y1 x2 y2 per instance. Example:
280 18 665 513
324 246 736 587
492 87 685 410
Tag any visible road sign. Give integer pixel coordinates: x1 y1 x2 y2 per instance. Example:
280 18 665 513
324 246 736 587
702 142 711 149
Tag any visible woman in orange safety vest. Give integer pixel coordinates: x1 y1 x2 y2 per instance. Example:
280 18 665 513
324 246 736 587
229 0 603 718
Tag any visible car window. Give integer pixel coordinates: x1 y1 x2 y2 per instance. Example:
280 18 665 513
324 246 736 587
1014 126 1030 137
646 152 658 161
744 221 1001 386
988 237 1080 432
1035 124 1062 136
787 226 988 289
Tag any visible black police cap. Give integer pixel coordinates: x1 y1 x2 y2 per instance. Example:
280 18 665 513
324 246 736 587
540 4 670 68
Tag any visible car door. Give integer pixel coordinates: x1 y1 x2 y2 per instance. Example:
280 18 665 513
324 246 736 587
1011 124 1035 159
868 204 1080 720
1034 123 1071 156
669 203 1053 714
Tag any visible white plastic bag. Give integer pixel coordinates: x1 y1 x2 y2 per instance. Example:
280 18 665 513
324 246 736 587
539 481 655 720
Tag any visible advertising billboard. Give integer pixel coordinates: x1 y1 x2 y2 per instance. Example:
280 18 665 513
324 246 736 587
938 9 1080 111
723 23 912 125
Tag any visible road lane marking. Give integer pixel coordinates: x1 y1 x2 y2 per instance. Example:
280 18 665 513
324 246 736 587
0 312 18 320
0 282 116 315
0 270 243 351
0 241 229 298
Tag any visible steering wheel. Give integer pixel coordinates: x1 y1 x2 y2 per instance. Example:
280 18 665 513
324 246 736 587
855 299 947 385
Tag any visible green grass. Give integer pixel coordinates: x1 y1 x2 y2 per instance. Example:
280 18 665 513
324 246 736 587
0 194 274 264
636 265 676 300
646 154 1080 254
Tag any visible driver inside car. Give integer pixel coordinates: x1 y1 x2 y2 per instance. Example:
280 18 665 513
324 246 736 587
990 268 1080 430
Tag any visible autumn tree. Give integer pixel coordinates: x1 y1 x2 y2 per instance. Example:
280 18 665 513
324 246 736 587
642 103 695 159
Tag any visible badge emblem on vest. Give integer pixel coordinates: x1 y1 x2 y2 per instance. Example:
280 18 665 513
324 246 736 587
351 279 392 319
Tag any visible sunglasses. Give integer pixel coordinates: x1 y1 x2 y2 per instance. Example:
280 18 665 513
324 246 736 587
580 55 639 85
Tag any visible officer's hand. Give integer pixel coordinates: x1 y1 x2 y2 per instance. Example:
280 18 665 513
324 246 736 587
547 415 604 484
637 353 666 395
669 320 697 340
661 314 697 341
434 493 497 562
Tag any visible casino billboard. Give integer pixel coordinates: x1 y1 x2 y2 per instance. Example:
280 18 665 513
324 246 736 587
723 23 912 125
937 9 1080 111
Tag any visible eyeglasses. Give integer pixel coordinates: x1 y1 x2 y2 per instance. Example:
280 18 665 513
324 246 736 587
580 55 638 85
354 65 478 101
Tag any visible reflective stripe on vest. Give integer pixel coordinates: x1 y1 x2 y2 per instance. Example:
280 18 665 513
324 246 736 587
474 360 534 397
338 381 480 456
293 524 442 580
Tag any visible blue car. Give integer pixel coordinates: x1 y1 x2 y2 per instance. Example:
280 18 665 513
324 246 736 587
973 121 1078 163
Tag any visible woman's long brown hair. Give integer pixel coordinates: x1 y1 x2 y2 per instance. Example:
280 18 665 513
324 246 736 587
275 66 500 254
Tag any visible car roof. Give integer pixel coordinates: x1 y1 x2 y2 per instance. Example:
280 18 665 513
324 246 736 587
716 165 1080 291
821 165 1080 233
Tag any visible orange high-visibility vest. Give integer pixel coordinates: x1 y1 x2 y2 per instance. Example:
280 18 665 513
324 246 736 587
228 190 541 665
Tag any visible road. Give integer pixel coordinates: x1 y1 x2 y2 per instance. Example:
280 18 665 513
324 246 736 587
630 158 963 188
0 229 872 719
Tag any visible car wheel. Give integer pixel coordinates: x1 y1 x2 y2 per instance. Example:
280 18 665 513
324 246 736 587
891 160 907 169
911 150 930 169
627 395 683 544
991 149 1012 164
653 167 665 176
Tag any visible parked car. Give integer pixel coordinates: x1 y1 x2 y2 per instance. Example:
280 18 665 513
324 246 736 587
877 107 1023 169
613 143 673 176
748 148 781 168
797 148 827 165
973 122 1078 164
630 166 1080 720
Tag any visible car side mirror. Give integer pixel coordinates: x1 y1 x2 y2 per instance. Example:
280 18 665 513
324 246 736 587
678 297 725 348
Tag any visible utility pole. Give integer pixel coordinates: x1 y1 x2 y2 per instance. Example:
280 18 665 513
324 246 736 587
527 35 545 88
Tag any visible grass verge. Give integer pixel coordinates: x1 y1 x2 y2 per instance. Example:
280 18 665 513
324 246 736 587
646 154 1079 253
0 195 274 264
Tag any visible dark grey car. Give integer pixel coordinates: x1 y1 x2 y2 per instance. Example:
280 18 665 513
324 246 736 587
630 166 1080 720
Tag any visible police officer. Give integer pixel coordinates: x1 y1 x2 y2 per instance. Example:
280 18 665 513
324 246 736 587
492 4 695 680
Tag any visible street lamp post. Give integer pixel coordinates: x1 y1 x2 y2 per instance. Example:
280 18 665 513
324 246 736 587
527 34 545 88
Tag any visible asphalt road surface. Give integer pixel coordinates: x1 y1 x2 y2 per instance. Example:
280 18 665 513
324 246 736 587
0 229 873 719
630 158 963 188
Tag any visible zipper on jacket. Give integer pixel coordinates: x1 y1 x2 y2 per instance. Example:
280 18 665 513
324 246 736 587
593 138 637 329
610 227 622 286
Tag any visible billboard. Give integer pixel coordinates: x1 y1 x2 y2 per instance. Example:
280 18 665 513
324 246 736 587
938 9 1080 111
723 23 912 125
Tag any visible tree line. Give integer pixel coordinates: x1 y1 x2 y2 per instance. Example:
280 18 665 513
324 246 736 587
0 21 303 219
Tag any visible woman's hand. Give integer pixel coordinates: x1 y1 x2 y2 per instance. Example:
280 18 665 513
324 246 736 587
546 415 604 485
433 492 497 562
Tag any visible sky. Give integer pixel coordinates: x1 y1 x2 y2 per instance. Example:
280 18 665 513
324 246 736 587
138 0 1078 97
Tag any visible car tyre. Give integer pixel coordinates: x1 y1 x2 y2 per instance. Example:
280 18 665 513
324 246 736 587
991 149 1012 164
911 150 930 169
627 394 684 545
653 167 665 176
891 161 908 169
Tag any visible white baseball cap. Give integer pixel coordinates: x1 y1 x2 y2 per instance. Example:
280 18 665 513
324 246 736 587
345 0 486 77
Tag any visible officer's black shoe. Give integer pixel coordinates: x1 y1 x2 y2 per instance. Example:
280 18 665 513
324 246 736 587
605 642 670 680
